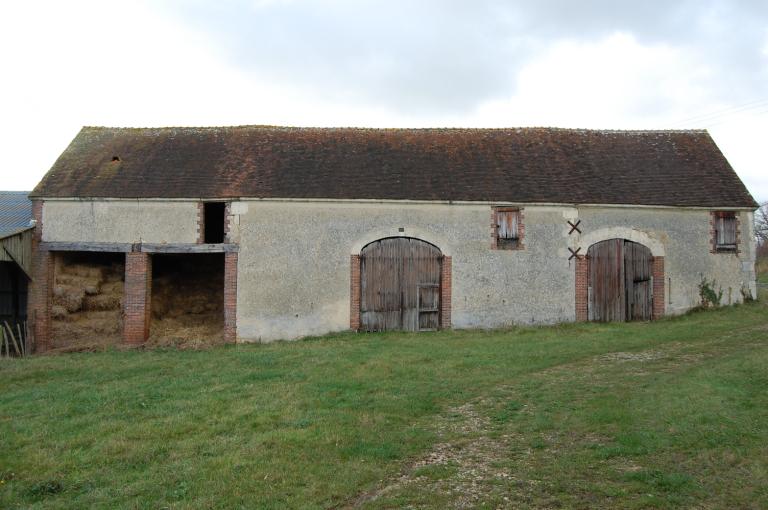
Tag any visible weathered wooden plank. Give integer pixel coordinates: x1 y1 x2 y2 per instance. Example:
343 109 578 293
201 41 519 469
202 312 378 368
588 238 623 322
140 243 239 253
39 242 133 253
625 240 652 321
41 242 239 254
360 237 442 332
1 229 33 277
589 239 653 323
715 212 737 248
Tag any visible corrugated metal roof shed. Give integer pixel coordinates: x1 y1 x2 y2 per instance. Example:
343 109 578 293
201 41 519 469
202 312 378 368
0 191 33 240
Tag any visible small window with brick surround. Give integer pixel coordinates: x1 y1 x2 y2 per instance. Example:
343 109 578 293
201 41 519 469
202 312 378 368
491 207 524 250
712 211 737 252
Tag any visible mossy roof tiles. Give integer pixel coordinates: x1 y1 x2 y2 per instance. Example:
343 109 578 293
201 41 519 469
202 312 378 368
31 126 757 208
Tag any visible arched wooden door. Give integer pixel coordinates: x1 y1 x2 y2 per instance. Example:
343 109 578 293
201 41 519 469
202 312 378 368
360 237 442 332
588 239 653 322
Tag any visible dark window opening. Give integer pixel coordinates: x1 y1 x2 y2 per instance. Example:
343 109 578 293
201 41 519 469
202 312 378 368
204 202 226 244
713 211 737 252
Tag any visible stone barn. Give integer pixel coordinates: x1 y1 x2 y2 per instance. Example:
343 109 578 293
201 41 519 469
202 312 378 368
27 126 758 350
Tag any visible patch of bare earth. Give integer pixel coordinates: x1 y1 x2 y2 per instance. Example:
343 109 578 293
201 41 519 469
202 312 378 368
347 401 529 509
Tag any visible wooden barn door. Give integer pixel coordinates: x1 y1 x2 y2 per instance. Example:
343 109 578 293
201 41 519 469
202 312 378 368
588 239 652 322
360 238 442 332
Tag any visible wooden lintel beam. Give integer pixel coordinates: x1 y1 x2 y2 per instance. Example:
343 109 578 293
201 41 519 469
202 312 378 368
40 241 239 254
39 242 133 253
139 243 239 253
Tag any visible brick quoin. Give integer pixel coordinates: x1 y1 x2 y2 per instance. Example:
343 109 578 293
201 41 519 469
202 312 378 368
123 252 152 345
224 252 238 342
196 202 205 244
223 202 232 243
574 256 589 322
652 256 665 320
349 255 361 330
440 255 452 329
28 200 54 352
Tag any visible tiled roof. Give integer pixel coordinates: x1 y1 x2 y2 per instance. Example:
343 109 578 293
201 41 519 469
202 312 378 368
0 191 33 239
31 126 757 208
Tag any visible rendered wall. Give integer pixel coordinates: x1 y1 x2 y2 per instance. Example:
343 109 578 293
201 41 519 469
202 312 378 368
576 208 756 314
42 200 199 244
229 201 755 341
38 199 757 342
229 201 578 341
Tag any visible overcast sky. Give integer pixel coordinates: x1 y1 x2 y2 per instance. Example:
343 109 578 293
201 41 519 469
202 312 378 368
1 0 766 202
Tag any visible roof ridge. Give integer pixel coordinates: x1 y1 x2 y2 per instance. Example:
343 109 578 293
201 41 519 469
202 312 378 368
79 125 709 134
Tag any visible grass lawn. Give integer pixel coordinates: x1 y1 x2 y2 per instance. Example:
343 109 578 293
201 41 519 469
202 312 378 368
758 259 768 284
2 297 767 509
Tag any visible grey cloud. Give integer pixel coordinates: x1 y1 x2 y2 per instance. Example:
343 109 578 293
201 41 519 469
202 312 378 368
160 0 768 115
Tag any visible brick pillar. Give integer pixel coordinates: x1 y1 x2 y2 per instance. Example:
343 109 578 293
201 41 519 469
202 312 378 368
575 256 588 322
350 255 361 331
440 256 452 329
652 256 665 320
123 252 152 345
28 200 53 352
30 251 53 352
224 252 238 343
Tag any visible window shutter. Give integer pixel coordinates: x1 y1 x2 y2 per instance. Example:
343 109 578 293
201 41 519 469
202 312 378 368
497 211 519 240
716 215 725 245
722 215 736 245
714 212 737 250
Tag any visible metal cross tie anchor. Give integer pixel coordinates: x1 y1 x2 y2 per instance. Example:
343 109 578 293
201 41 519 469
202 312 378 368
568 247 582 260
567 220 582 234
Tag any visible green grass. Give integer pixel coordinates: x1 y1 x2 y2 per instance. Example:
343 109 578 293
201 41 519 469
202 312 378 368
1 296 767 509
757 256 768 284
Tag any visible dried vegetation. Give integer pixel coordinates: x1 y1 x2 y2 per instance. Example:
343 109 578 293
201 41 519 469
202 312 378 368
148 254 224 349
51 255 124 352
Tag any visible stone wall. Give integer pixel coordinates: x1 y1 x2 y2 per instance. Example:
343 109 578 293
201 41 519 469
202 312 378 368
36 199 757 343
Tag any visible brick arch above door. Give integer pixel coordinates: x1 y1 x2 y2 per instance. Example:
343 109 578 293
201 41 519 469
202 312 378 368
580 227 665 257
349 227 454 256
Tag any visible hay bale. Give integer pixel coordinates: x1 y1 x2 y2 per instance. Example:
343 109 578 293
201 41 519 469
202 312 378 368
83 294 121 311
100 281 124 295
51 305 68 320
56 274 100 289
53 285 84 313
148 314 224 349
62 264 104 279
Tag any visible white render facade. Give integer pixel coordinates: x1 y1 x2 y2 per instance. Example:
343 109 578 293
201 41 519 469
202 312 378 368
39 198 757 342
